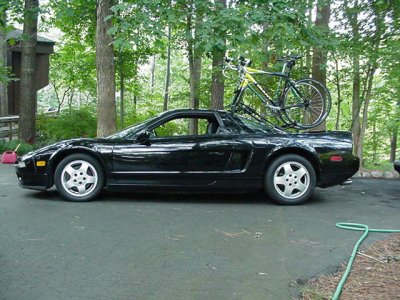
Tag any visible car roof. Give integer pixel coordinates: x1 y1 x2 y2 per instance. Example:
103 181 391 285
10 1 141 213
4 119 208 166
161 109 284 131
163 108 223 114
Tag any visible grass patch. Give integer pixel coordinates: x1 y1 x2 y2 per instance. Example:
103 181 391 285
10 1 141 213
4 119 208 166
362 161 395 172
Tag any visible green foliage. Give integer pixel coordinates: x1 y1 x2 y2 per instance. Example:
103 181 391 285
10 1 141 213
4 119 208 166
123 106 159 129
363 161 396 172
110 0 165 53
155 119 186 137
0 140 36 156
36 107 97 142
32 0 399 165
50 41 97 98
46 0 96 45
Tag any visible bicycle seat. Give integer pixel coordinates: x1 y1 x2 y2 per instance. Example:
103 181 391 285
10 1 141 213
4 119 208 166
290 54 303 60
277 55 303 62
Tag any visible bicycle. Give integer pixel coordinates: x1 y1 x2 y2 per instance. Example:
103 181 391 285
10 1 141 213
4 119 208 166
223 55 332 129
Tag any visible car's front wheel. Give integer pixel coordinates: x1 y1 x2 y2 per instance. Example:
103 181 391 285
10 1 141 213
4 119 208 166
54 154 104 202
264 154 316 205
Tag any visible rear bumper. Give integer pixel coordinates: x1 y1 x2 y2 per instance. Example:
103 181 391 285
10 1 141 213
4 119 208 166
319 156 360 188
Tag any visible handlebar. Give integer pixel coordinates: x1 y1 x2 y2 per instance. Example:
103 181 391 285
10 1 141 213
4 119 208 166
223 56 251 77
224 56 251 67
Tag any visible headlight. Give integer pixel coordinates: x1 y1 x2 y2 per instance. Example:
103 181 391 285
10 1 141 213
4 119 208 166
16 161 26 168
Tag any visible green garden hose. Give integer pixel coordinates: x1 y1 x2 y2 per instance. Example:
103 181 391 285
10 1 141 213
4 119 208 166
332 222 400 300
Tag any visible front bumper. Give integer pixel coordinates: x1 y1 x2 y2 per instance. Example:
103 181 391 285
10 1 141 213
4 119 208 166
15 158 51 191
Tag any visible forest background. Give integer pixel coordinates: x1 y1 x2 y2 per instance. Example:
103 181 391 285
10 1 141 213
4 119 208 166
0 0 399 170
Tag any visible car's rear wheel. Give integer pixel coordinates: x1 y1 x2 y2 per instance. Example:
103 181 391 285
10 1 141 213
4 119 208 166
264 154 316 205
54 154 104 202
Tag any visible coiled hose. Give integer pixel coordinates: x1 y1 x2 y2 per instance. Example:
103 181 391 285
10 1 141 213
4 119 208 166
332 222 400 300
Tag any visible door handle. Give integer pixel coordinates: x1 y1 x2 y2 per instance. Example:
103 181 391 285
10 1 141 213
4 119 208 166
209 151 224 156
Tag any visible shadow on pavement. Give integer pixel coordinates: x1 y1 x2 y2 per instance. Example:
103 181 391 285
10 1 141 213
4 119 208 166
27 186 327 206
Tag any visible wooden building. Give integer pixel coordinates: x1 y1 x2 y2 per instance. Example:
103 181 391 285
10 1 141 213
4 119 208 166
4 29 55 115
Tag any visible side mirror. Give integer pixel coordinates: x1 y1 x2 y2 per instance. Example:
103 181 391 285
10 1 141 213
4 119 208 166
136 130 151 144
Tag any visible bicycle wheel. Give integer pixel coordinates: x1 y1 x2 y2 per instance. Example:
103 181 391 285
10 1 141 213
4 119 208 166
301 78 332 121
281 79 330 129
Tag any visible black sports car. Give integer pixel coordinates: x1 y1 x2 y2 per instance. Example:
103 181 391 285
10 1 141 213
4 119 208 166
395 160 400 174
16 109 359 205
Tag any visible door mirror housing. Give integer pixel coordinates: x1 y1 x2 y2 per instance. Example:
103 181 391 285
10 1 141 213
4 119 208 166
136 130 151 144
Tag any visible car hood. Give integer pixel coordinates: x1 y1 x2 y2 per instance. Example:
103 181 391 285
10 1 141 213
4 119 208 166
20 138 112 160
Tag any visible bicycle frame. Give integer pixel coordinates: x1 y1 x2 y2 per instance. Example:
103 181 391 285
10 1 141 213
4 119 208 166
230 62 308 113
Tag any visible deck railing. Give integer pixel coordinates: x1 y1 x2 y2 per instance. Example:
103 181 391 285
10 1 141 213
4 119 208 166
0 116 19 141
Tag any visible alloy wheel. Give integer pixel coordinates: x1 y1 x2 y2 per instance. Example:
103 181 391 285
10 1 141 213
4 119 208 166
60 160 98 197
273 161 310 199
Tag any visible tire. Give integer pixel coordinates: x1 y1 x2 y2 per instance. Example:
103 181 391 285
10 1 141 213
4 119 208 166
264 154 316 205
305 78 332 120
282 78 331 129
54 154 104 202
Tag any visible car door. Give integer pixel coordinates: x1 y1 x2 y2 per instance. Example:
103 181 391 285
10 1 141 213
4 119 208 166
218 112 277 176
112 113 235 186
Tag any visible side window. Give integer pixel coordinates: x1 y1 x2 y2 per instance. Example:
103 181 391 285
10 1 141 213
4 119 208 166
155 118 189 137
153 116 218 137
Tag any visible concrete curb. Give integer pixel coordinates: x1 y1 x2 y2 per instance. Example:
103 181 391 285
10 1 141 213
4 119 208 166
354 170 400 179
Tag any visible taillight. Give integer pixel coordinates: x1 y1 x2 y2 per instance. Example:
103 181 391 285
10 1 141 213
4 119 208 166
330 156 343 162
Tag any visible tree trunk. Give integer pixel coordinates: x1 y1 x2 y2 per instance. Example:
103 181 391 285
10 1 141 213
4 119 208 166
119 55 124 128
19 0 38 143
96 0 116 137
345 0 361 163
150 55 156 95
132 62 138 114
372 120 377 163
305 0 313 77
259 23 273 118
210 45 225 110
163 26 171 111
133 95 137 112
0 8 8 116
351 53 361 160
187 0 202 135
390 126 398 162
68 90 75 108
334 57 341 130
359 63 377 165
188 49 201 134
54 86 70 114
311 0 330 131
210 0 226 110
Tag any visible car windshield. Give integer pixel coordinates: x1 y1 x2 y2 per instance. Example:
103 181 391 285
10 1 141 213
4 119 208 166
107 114 160 139
230 114 278 133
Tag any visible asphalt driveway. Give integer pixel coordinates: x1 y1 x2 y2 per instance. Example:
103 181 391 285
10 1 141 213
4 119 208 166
0 163 399 300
